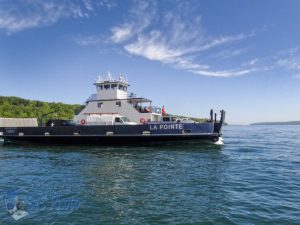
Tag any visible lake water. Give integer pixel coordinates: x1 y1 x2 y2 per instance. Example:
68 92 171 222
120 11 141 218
0 125 300 224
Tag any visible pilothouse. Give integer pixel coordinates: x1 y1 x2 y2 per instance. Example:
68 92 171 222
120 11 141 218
74 73 163 125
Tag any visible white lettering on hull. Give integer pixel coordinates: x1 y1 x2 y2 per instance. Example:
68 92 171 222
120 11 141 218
149 124 183 130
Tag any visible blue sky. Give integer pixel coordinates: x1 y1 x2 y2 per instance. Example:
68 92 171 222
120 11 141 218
1 0 300 124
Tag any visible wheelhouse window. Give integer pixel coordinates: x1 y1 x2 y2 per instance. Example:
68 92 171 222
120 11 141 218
96 85 103 91
118 84 123 90
116 101 121 107
123 86 127 91
162 117 170 122
120 116 130 122
104 84 110 90
98 102 103 108
111 84 117 89
115 117 122 123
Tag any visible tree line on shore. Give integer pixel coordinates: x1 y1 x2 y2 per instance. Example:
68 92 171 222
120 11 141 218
0 96 84 120
0 96 211 123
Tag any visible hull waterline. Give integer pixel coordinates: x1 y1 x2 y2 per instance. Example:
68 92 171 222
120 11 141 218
0 121 223 146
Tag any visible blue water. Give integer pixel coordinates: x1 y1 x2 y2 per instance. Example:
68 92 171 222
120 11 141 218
0 125 300 224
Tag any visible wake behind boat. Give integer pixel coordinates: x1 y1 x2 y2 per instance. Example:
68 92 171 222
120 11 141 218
0 73 225 145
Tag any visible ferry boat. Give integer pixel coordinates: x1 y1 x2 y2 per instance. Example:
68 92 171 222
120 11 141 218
0 73 225 145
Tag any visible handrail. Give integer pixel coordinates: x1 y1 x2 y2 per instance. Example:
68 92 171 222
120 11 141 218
40 110 58 127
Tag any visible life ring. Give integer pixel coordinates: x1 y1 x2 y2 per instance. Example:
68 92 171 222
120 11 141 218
80 119 86 125
140 118 146 124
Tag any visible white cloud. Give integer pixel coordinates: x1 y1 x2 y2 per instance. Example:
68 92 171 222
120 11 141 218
72 35 102 46
0 0 115 33
96 0 116 9
276 45 300 57
109 0 257 77
277 58 300 71
123 31 254 77
191 69 253 77
110 0 156 44
124 31 184 62
214 48 248 59
111 25 133 43
248 58 259 66
275 46 300 72
195 33 253 52
292 74 300 79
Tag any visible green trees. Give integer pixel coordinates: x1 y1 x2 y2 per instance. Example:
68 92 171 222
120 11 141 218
0 96 211 123
0 96 84 120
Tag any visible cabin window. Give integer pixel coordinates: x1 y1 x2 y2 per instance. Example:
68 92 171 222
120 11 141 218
98 102 103 108
123 86 127 91
104 84 110 90
96 85 103 91
118 84 123 90
116 101 121 107
162 117 170 122
115 117 122 123
111 84 117 89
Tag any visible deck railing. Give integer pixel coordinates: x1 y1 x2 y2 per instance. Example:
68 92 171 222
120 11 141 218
133 105 161 114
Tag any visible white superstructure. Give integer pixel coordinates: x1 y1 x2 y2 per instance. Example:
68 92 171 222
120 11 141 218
0 118 38 127
73 73 162 125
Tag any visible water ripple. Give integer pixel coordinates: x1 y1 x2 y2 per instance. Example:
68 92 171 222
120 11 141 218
0 125 300 224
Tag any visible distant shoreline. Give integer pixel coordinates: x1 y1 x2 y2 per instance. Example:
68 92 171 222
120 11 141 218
250 121 300 125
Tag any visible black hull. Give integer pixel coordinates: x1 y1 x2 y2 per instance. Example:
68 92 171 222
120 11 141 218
0 118 225 146
3 134 219 146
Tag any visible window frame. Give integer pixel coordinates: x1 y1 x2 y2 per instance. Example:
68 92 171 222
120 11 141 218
116 101 121 107
162 117 170 122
